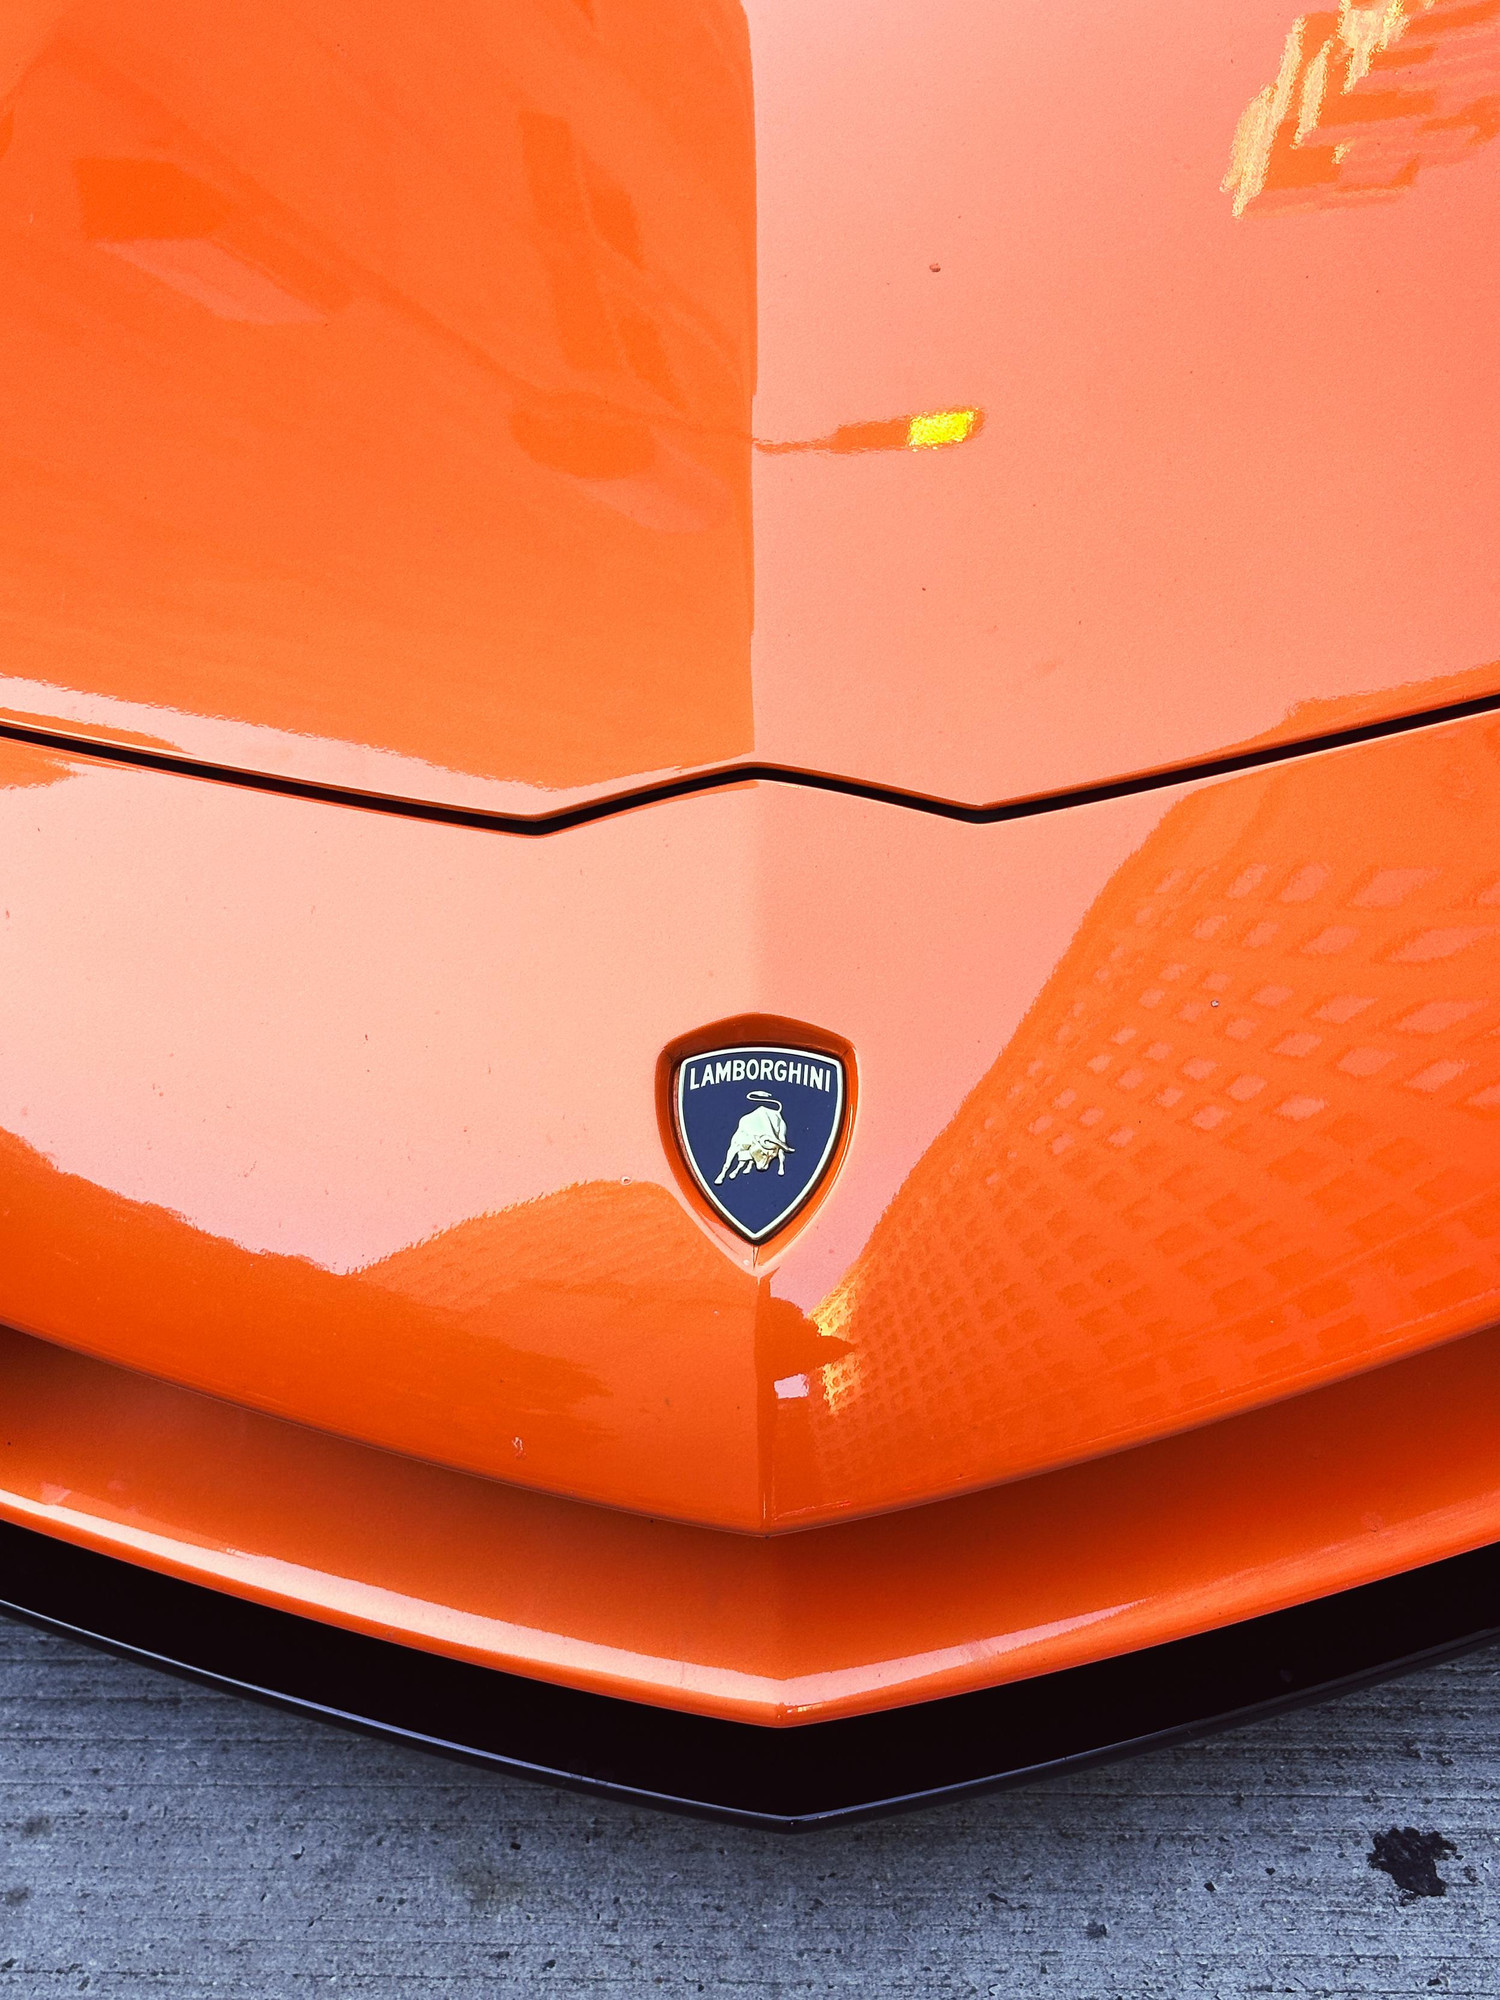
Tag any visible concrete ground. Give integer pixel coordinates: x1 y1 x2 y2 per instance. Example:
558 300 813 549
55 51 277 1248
0 1616 1497 1998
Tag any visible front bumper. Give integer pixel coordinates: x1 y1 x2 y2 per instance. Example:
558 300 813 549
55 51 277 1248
7 1517 1499 1828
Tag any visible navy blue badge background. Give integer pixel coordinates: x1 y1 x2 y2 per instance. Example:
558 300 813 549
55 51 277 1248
675 1045 846 1242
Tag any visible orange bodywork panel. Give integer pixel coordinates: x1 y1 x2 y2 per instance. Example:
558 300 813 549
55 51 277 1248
3 719 1500 1546
6 0 1500 1730
0 0 1499 812
4 1310 1500 1725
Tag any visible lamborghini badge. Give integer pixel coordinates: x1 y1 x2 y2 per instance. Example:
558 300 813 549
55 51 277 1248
674 1044 847 1243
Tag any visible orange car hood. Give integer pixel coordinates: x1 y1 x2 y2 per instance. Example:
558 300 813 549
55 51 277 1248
3 0 1500 815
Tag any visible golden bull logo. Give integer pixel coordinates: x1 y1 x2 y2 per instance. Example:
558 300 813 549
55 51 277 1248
674 1042 847 1242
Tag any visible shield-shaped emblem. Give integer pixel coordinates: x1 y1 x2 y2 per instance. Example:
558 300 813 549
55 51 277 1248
674 1044 847 1243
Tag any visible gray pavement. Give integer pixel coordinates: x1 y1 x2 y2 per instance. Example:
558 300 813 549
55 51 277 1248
0 1613 1497 1997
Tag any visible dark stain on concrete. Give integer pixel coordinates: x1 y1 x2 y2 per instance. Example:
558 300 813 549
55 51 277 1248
1368 1827 1457 1900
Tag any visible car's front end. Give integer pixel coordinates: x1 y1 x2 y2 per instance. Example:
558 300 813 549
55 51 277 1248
4 0 1500 1822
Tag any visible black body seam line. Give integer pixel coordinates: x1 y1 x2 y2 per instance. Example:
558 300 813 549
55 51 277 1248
3 686 1499 836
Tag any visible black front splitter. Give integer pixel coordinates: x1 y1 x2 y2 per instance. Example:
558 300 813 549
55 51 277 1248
3 1519 1498 1828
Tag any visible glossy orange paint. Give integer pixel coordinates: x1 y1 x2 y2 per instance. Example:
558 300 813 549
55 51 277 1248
1224 0 1500 217
1 0 1499 813
8 0 1500 1724
0 0 756 809
4 720 1500 1541
6 1310 1500 1724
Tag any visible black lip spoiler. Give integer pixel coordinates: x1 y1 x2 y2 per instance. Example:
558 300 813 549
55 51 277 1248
5 1520 1498 1828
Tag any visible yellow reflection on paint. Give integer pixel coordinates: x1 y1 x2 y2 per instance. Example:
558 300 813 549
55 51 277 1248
1223 0 1500 217
754 406 984 455
906 408 978 449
